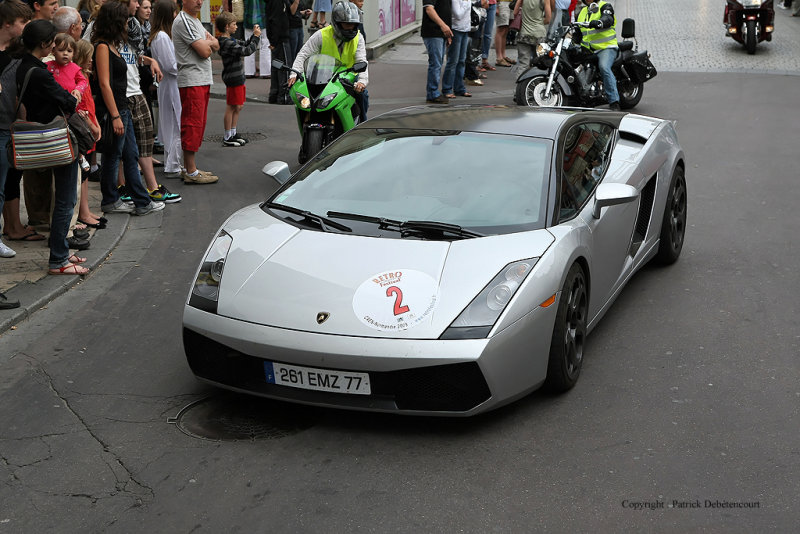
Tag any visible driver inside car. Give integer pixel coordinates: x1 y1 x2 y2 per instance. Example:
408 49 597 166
576 0 620 110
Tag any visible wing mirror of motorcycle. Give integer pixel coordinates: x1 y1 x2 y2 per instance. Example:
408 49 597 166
592 183 638 219
621 18 636 39
262 161 291 185
352 61 368 73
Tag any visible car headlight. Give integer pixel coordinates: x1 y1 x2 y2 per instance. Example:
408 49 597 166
296 91 310 109
316 92 337 110
189 230 232 313
441 259 538 339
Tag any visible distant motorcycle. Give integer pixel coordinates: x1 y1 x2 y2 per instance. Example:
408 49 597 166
724 0 775 55
514 19 657 110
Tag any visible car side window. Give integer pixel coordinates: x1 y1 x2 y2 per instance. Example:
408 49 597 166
558 122 615 221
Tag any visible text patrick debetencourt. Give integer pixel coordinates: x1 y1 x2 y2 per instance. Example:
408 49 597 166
621 499 761 510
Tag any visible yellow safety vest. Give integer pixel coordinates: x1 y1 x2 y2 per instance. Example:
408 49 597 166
577 1 618 51
319 25 359 68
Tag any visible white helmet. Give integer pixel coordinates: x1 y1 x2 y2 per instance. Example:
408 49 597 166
331 1 361 41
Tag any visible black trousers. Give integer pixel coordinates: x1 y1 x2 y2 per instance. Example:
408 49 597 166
269 39 292 103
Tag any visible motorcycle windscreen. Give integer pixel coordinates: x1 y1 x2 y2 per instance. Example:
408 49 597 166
303 54 344 85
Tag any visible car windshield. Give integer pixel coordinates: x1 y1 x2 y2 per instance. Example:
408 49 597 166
303 54 342 85
269 128 552 236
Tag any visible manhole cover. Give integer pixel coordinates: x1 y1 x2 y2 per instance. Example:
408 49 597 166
169 393 316 441
203 132 267 143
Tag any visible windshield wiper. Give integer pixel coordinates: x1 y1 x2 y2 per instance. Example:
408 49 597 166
267 202 352 232
326 211 483 240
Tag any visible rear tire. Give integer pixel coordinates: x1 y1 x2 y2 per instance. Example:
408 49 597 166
745 20 757 55
618 81 643 110
515 75 564 107
544 263 588 393
654 165 687 265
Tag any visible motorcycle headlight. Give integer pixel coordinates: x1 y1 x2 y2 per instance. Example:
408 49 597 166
741 0 762 6
316 92 337 110
441 259 538 339
536 43 551 57
296 91 310 109
189 230 232 313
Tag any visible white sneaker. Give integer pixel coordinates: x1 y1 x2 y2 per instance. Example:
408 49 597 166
0 241 16 258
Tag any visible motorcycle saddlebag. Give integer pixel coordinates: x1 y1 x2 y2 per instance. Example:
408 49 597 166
625 51 657 84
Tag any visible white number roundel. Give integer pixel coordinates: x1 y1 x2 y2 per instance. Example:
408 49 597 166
353 269 439 332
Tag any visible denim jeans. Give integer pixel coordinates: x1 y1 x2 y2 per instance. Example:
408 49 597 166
442 30 469 95
481 3 497 59
288 27 304 66
596 47 620 105
423 37 446 100
50 160 79 269
100 108 150 209
0 129 9 235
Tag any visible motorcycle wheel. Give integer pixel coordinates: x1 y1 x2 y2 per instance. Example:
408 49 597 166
745 20 757 55
515 75 564 107
618 81 644 110
302 128 325 162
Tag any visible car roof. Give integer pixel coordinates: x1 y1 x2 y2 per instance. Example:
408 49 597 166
360 105 624 140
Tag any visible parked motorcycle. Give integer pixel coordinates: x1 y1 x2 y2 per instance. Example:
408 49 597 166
273 55 368 163
514 19 657 110
724 0 775 55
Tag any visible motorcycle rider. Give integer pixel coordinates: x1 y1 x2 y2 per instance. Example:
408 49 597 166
575 0 620 110
287 1 368 111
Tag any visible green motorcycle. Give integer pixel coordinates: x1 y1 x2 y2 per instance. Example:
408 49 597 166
274 55 368 163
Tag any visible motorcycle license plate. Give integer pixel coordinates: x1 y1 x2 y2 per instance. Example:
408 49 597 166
264 361 371 395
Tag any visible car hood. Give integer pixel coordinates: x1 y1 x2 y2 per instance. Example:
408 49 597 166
214 205 555 339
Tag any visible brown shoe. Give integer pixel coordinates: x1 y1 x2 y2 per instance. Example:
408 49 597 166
183 170 219 184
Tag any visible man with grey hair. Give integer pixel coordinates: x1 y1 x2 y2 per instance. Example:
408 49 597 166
53 5 82 41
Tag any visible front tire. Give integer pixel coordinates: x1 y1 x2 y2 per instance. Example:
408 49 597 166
515 75 564 107
618 81 644 110
302 128 325 162
545 263 588 393
745 19 757 55
654 165 687 265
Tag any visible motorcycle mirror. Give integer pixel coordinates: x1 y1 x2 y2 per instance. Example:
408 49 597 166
262 161 291 185
352 61 368 73
271 59 286 71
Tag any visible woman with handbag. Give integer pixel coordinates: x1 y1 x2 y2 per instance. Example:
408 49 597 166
14 20 88 275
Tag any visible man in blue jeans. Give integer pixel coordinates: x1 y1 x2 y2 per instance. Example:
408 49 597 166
421 0 452 104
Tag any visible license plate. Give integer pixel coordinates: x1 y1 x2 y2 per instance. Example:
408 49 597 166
264 361 371 395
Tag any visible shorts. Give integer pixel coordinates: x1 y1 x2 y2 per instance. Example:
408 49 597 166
226 84 246 106
496 1 511 26
128 94 154 158
179 85 211 153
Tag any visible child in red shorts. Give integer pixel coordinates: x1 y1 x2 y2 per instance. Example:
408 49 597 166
216 11 261 147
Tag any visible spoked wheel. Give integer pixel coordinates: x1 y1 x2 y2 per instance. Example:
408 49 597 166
515 75 564 107
745 19 757 55
618 81 643 110
545 263 588 392
654 165 687 265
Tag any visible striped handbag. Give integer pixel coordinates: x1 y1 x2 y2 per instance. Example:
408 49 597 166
7 68 78 170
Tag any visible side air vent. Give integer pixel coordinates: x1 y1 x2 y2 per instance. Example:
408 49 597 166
629 175 656 257
619 130 648 145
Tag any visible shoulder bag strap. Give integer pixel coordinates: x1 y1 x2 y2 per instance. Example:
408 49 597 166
14 67 35 119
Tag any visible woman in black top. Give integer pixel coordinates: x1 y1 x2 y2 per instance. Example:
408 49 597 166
92 1 153 214
15 20 86 275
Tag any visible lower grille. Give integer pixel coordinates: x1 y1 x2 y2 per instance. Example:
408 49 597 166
183 328 491 412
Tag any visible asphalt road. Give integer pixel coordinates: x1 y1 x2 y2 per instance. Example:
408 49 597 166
2 29 799 534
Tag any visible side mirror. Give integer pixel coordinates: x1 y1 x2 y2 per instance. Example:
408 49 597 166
271 58 286 71
352 61 368 73
262 161 291 185
621 18 635 39
592 183 638 219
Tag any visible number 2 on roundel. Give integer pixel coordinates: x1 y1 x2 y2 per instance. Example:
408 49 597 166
386 286 410 315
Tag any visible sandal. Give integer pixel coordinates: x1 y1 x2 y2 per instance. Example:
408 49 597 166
495 58 512 67
481 62 496 71
455 92 472 97
503 56 517 65
309 21 318 29
49 263 89 276
68 254 87 264
444 93 457 99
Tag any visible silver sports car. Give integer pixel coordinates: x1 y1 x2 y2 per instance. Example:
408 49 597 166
183 105 686 416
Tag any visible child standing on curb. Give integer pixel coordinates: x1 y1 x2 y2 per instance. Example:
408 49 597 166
216 11 260 147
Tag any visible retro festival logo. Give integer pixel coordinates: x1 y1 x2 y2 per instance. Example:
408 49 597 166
353 269 439 332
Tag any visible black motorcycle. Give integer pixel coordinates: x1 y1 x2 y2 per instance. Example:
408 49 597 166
515 19 657 110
